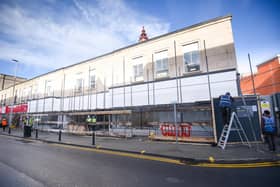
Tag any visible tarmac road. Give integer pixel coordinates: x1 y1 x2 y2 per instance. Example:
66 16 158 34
0 135 279 187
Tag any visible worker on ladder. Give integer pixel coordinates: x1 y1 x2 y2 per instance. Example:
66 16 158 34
262 110 276 152
219 92 234 125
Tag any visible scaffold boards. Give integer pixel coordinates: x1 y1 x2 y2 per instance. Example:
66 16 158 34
218 112 251 149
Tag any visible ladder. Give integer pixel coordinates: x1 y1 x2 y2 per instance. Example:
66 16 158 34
218 112 251 149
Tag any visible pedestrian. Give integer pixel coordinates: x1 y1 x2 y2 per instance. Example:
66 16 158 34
1 117 7 132
262 110 276 152
219 92 234 126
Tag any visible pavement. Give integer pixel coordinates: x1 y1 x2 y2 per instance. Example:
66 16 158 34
1 127 280 164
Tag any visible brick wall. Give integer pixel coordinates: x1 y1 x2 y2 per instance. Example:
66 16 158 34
240 56 280 95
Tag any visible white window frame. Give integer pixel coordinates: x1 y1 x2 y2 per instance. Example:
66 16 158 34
132 56 144 82
89 69 96 89
74 72 84 93
45 80 53 97
154 50 168 77
183 42 200 73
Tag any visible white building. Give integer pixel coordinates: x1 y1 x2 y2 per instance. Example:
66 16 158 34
0 15 239 142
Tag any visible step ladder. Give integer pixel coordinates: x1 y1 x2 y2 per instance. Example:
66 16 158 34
218 112 251 149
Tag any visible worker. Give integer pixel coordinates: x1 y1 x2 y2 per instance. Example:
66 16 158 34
219 92 234 125
86 115 91 123
1 118 7 132
262 110 276 152
23 117 27 126
29 117 34 129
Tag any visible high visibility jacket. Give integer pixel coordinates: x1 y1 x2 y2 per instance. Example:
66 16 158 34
86 118 91 123
219 95 232 107
29 118 34 126
263 116 276 133
2 119 7 126
91 118 96 123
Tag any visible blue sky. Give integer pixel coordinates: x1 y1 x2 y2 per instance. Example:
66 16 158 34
0 0 279 79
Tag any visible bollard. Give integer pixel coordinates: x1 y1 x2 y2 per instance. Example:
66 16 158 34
92 131 95 145
35 129 38 139
58 130 62 142
8 127 11 135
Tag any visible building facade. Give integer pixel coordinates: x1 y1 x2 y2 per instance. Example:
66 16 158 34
0 15 239 142
0 74 26 91
240 55 280 95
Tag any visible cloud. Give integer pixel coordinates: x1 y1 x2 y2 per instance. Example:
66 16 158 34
0 0 170 77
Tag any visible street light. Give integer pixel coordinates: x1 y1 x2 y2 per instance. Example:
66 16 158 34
8 59 19 127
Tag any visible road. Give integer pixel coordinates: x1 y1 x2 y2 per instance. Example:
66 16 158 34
0 135 279 187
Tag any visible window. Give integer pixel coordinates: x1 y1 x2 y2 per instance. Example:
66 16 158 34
76 78 83 92
89 69 96 89
183 42 200 72
133 64 143 78
45 80 52 96
154 50 168 76
132 57 143 81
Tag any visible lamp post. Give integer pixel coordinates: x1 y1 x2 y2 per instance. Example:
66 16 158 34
8 59 19 127
171 101 178 144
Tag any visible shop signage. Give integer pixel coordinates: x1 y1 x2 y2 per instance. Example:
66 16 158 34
6 104 28 114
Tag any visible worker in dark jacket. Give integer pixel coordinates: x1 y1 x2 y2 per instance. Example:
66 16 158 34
262 110 276 152
219 92 234 126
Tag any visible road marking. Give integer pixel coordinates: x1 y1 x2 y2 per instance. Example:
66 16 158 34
1 134 280 168
192 161 280 168
50 143 185 165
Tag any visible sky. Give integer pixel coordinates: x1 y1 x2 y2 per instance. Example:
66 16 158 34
0 0 279 79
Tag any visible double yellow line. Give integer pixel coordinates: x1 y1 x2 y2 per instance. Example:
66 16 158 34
192 161 280 168
51 143 185 165
2 134 280 168
52 143 280 168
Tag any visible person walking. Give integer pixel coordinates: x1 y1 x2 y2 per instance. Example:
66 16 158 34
219 92 234 125
1 117 7 132
262 110 276 152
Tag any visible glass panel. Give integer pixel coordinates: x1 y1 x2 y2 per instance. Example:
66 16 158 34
76 79 83 92
193 51 199 65
90 75 95 89
139 64 143 76
183 43 200 72
156 60 161 71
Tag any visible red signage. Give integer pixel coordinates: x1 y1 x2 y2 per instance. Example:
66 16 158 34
6 104 28 114
160 123 192 137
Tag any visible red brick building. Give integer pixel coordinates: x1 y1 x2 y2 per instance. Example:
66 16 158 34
240 55 280 95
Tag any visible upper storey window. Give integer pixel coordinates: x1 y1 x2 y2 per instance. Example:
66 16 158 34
155 50 168 77
183 42 200 72
75 72 83 93
89 69 96 89
45 80 53 96
132 56 143 82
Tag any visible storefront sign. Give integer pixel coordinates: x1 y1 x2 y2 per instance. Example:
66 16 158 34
6 104 28 113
